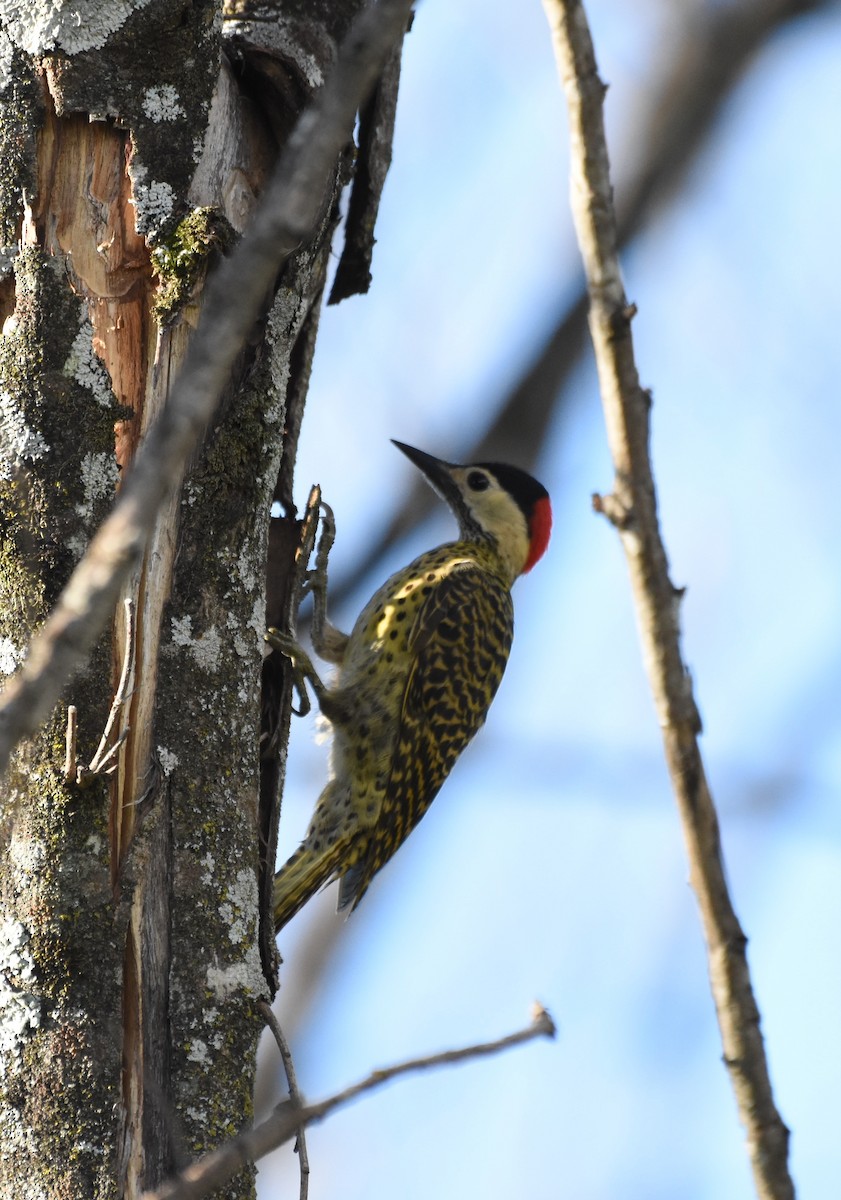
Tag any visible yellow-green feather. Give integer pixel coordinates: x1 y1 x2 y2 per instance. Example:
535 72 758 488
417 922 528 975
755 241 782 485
272 831 350 931
274 541 515 931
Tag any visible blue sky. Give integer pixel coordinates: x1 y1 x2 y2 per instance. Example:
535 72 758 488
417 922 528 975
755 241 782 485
258 3 841 1197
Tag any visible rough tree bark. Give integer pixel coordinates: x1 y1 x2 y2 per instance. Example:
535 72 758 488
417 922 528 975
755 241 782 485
0 3 404 1196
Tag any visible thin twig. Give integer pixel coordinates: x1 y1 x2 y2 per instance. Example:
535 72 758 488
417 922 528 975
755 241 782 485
141 1004 556 1200
320 0 829 614
0 0 416 776
63 705 77 783
258 1000 309 1200
64 599 134 786
541 3 794 1199
88 597 135 775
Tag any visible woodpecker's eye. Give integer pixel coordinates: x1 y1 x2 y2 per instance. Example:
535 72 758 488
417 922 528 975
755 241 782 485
467 471 490 492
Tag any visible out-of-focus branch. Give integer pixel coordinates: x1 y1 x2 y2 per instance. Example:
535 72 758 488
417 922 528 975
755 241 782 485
541 3 794 1200
0 0 416 776
143 1004 556 1200
326 0 829 612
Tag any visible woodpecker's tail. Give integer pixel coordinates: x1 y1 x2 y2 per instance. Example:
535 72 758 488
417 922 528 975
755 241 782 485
273 838 348 932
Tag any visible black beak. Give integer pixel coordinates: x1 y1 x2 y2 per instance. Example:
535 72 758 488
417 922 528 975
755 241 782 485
391 440 459 504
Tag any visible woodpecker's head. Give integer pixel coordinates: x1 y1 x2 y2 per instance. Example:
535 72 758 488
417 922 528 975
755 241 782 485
392 440 552 581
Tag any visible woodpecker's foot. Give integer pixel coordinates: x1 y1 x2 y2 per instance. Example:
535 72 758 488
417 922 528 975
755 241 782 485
265 628 325 717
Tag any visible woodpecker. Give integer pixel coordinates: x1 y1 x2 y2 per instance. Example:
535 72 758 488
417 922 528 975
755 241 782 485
268 440 551 931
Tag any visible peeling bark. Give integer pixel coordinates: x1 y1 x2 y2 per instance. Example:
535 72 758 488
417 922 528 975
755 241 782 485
0 2 401 1196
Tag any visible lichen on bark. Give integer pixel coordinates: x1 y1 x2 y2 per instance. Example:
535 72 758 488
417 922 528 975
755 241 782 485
0 1 399 1194
0 248 125 1198
152 207 237 323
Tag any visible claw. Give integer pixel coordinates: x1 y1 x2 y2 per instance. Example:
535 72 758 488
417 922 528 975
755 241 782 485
291 686 311 719
264 628 294 656
265 628 313 717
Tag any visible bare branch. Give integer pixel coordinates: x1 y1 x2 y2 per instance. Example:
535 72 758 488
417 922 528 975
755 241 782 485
541 4 795 1199
258 1001 309 1200
324 0 829 614
0 0 416 776
142 1004 556 1200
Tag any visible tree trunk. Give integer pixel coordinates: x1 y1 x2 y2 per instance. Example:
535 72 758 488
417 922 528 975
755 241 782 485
0 2 396 1195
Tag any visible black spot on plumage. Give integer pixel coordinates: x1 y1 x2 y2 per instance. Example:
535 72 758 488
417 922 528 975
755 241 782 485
339 561 514 909
276 538 524 930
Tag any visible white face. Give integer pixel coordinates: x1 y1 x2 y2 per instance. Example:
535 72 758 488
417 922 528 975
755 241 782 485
449 466 531 579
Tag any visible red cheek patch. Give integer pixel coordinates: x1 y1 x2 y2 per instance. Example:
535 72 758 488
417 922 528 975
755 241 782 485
522 496 552 573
